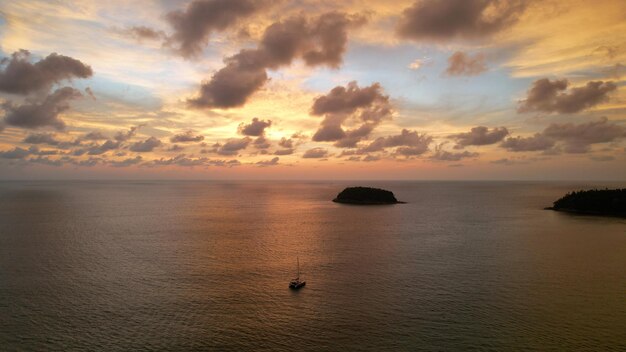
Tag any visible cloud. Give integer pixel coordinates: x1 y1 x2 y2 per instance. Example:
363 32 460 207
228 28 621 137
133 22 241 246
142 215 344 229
543 117 625 153
238 117 272 136
0 50 92 95
396 0 528 42
590 155 615 162
451 126 509 147
2 87 82 130
150 154 209 167
84 87 96 100
431 144 479 161
123 26 166 42
114 126 140 141
445 51 487 76
502 117 625 154
0 146 31 159
23 132 61 145
28 146 58 156
166 144 185 152
274 148 294 155
490 158 529 165
278 137 293 148
302 147 328 158
188 12 363 109
29 156 62 167
358 129 432 155
518 78 617 114
500 133 556 152
216 137 251 155
87 140 122 155
129 137 162 152
72 157 102 167
256 156 279 166
165 0 268 58
170 130 205 143
253 135 271 149
82 131 108 141
311 81 392 148
109 156 143 167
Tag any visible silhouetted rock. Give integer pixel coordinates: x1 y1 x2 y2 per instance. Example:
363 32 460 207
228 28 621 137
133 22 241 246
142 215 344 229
333 186 403 205
546 189 626 217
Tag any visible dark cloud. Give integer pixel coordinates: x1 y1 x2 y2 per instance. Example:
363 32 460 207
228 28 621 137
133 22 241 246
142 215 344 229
123 26 166 42
256 156 279 166
23 132 61 145
28 146 58 156
518 78 617 114
109 156 143 167
72 157 102 167
2 87 82 130
590 155 615 162
311 81 388 116
114 126 140 141
170 130 205 143
396 146 431 156
362 155 381 162
302 147 329 158
88 140 122 155
188 51 268 108
0 50 92 95
188 12 363 108
274 148 294 155
149 154 242 168
278 137 293 148
0 146 59 161
543 117 625 153
501 133 555 152
0 146 31 159
451 126 508 147
216 137 251 155
311 81 392 147
166 144 185 152
490 157 529 165
82 131 108 141
397 0 528 42
253 135 271 149
358 129 432 155
445 51 487 76
431 145 479 161
502 117 625 154
238 117 272 136
129 136 162 152
165 0 267 58
29 156 62 167
84 87 96 100
151 154 209 167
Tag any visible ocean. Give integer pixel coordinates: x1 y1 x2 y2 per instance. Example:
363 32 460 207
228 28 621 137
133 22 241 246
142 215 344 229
1 181 625 351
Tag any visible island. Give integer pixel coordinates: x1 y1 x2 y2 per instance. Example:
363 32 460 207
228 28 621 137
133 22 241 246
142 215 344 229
545 189 626 217
332 186 404 205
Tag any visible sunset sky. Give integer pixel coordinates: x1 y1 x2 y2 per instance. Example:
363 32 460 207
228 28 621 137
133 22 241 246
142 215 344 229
0 0 624 180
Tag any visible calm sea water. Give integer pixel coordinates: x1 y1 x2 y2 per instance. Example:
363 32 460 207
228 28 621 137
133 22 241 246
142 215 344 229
0 181 625 351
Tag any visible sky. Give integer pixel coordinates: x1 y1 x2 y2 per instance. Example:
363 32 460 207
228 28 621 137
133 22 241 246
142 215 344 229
0 0 624 180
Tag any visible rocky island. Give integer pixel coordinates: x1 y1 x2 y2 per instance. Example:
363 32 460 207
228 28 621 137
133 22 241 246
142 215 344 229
546 189 626 217
333 186 404 205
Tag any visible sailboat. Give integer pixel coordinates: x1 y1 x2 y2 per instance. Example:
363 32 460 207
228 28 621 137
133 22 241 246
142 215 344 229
289 256 306 289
